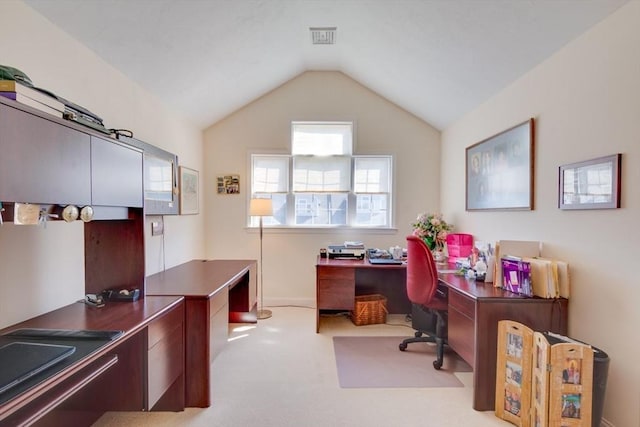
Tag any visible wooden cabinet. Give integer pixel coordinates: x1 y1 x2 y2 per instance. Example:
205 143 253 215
147 300 185 411
90 136 143 207
447 289 476 369
146 260 258 408
0 102 91 205
0 297 185 426
316 266 355 310
209 287 229 363
0 97 143 210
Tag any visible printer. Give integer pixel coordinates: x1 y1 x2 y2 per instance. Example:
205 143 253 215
327 244 366 259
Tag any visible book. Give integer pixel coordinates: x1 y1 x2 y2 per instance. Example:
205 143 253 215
0 92 63 118
493 240 540 288
501 256 532 296
0 80 65 112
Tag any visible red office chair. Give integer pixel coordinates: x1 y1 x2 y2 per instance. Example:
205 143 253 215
399 235 449 369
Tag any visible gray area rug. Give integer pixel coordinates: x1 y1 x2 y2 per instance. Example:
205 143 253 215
333 336 472 388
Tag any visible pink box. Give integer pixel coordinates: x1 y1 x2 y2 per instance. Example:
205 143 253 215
446 233 473 258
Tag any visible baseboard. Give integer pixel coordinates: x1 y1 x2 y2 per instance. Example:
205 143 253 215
264 297 315 309
600 417 615 427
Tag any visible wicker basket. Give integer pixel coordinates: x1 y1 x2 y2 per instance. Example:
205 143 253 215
351 294 388 326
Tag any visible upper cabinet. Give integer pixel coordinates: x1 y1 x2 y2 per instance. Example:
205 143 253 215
0 102 91 206
0 97 143 212
91 136 142 208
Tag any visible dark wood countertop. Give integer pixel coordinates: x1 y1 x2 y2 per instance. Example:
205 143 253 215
316 256 406 270
146 259 256 298
0 295 183 421
438 271 535 300
316 256 551 301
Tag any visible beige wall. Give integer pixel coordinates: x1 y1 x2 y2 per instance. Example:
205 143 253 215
3 1 637 424
441 2 640 426
0 1 205 328
204 71 440 306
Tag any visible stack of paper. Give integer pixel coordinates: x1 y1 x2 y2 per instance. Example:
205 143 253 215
522 257 570 298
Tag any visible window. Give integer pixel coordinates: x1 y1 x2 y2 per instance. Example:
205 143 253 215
250 122 392 228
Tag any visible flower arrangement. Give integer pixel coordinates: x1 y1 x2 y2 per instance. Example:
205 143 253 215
412 212 453 251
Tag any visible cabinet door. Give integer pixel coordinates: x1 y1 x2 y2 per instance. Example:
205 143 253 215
91 136 143 207
0 103 91 205
148 301 185 410
317 267 355 310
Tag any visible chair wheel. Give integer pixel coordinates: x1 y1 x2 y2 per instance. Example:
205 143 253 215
399 343 407 351
433 360 442 370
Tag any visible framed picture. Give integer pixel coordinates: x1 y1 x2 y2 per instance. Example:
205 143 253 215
217 174 240 194
179 166 199 215
466 118 535 211
559 154 621 210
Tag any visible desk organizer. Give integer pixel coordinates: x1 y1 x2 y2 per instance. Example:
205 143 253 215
351 294 387 326
102 288 140 302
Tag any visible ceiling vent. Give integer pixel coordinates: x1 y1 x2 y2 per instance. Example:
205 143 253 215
310 27 336 45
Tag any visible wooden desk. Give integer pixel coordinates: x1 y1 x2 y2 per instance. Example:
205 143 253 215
438 271 567 411
315 257 568 411
146 259 257 408
0 296 185 427
316 256 409 333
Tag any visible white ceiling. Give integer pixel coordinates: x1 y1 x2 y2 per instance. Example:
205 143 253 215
24 0 629 131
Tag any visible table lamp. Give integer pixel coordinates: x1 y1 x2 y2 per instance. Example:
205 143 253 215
249 198 273 320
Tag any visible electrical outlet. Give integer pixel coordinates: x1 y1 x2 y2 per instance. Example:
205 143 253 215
151 221 164 236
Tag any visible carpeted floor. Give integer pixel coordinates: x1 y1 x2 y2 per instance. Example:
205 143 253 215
93 308 506 427
333 336 472 388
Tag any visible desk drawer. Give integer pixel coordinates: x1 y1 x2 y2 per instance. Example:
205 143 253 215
447 307 475 368
317 280 355 310
449 290 475 319
210 289 229 362
148 301 184 349
317 266 355 281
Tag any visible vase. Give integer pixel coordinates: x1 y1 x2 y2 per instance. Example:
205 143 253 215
432 249 446 263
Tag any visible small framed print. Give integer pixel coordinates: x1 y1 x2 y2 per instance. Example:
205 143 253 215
217 174 240 194
559 153 621 210
179 166 199 215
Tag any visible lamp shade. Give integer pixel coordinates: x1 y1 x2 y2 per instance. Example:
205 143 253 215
249 198 273 217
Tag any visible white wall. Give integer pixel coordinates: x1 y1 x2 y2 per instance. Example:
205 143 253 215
441 2 640 426
0 1 205 329
204 71 440 306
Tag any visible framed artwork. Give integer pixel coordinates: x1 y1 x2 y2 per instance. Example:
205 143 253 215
466 118 535 211
217 174 240 194
179 166 199 215
559 153 621 210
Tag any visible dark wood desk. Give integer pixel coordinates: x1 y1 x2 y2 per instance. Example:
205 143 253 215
315 257 568 411
316 256 409 333
0 296 185 427
439 271 567 411
146 259 257 408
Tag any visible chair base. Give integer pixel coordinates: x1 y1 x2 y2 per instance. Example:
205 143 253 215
398 332 446 370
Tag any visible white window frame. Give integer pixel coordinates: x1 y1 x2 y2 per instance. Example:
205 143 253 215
249 122 393 229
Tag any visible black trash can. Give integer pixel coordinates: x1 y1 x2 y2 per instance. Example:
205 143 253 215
543 333 610 427
590 346 610 427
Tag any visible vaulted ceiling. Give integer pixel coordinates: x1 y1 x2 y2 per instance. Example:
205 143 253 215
24 0 629 131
